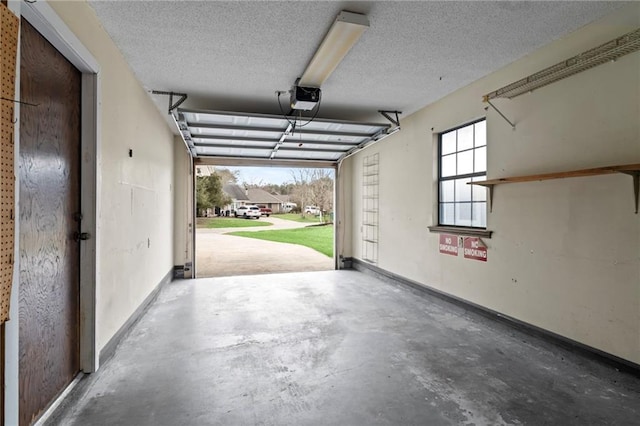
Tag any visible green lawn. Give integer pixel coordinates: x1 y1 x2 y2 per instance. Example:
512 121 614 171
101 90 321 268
273 213 323 223
196 217 272 229
228 225 333 257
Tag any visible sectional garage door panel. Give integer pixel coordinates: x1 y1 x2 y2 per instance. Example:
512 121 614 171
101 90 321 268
175 108 390 164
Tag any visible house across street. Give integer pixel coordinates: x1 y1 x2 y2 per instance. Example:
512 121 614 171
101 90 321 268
222 184 293 215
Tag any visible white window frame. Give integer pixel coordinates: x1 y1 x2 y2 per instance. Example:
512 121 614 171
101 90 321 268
437 118 487 229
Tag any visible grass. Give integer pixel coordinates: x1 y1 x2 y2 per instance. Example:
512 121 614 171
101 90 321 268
228 224 333 257
273 213 324 223
196 217 272 229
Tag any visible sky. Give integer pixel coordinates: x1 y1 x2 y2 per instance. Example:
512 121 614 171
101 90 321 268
199 166 334 186
229 166 297 185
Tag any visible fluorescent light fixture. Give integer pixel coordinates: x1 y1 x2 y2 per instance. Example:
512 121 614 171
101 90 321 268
299 11 369 88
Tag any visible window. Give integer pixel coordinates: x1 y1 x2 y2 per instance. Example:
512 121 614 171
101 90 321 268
439 119 487 228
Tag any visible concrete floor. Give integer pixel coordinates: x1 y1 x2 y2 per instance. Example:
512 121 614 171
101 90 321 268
196 217 333 278
50 270 640 425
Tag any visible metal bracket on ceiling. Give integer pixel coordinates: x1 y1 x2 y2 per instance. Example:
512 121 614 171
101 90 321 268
151 90 188 114
171 112 198 158
484 98 516 130
379 110 402 128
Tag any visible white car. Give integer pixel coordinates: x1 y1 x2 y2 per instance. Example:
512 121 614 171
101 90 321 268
282 202 297 213
304 205 320 215
235 205 261 219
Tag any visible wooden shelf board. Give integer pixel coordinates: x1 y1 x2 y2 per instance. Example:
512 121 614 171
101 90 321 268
470 163 640 186
467 163 640 213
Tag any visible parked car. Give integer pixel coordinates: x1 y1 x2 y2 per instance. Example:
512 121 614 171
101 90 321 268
235 205 261 219
258 206 272 217
282 202 297 213
304 205 320 215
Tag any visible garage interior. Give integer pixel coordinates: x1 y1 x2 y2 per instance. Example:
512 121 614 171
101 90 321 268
1 1 639 425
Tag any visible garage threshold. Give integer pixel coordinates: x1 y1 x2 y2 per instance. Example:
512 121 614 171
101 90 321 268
47 270 640 425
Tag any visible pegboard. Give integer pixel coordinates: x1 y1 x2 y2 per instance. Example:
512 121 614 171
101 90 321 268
0 4 18 323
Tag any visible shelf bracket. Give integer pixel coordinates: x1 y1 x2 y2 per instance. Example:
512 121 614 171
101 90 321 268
469 182 495 212
485 99 515 130
379 110 402 128
619 171 640 214
151 90 188 114
484 184 495 213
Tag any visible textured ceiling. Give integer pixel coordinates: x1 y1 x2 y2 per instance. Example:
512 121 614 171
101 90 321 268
87 1 624 125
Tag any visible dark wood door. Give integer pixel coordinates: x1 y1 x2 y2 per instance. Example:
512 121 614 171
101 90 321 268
18 19 81 426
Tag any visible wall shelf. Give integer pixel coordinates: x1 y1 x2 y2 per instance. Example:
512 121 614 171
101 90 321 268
484 28 640 101
469 163 640 213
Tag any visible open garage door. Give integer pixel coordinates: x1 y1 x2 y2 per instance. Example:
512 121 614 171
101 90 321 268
172 108 395 278
173 108 392 165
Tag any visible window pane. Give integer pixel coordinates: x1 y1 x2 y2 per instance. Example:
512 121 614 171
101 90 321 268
441 131 456 155
455 203 472 227
457 150 473 175
474 146 486 173
457 125 474 151
440 180 455 202
438 119 487 229
455 178 471 202
474 121 486 147
472 202 487 227
440 203 455 225
442 154 456 177
471 176 487 201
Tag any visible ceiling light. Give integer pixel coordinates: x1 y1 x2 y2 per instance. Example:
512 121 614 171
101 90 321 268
299 11 369 88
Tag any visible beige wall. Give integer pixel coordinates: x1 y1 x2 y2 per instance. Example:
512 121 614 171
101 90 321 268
49 1 176 351
343 4 640 364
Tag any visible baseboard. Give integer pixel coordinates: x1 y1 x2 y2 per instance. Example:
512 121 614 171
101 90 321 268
33 373 85 426
349 257 640 377
99 269 173 366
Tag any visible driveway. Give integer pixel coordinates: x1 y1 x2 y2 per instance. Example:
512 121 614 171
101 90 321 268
196 216 334 277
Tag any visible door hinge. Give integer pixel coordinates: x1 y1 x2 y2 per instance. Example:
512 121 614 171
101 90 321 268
74 232 91 241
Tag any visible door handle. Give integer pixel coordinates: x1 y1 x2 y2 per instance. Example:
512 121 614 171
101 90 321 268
74 232 91 241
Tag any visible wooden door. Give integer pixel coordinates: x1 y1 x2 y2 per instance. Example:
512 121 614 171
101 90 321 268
18 19 81 426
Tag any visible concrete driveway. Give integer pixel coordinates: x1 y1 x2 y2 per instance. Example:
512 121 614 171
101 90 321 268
196 216 334 277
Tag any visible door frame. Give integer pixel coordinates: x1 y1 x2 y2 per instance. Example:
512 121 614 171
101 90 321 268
6 0 100 423
191 159 340 278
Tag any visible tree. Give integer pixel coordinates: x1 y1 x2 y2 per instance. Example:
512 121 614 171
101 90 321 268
261 182 294 195
196 174 231 216
290 169 313 218
308 171 333 219
242 178 266 188
290 169 334 222
215 167 239 184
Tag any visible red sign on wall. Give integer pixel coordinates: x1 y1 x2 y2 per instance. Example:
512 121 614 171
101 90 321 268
463 237 487 262
439 234 458 256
